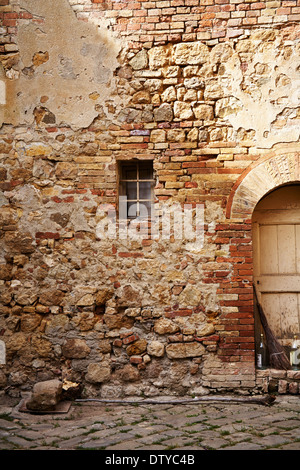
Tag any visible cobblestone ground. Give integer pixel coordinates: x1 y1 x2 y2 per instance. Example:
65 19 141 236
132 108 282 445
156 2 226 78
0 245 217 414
1 394 300 453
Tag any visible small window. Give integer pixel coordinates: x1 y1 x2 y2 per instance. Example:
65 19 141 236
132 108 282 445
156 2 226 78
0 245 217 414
119 160 154 220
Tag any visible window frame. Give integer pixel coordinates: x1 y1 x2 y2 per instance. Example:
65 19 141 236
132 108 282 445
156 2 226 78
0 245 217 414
118 160 154 221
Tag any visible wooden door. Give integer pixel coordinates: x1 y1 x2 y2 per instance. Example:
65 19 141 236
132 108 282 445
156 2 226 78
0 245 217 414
252 184 300 347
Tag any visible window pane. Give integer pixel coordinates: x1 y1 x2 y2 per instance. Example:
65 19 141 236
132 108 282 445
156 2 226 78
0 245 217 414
124 165 137 180
139 165 153 180
139 201 151 218
126 182 137 200
127 201 138 219
119 161 154 220
139 182 151 200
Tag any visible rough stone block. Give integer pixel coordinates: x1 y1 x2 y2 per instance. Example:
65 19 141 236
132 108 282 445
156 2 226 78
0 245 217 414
26 380 63 411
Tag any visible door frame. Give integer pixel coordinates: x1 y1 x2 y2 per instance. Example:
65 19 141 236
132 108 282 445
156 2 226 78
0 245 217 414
226 152 300 368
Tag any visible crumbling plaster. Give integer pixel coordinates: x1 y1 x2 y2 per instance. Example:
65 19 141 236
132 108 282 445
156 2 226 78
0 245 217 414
2 0 122 129
217 33 300 148
120 30 300 149
1 0 300 151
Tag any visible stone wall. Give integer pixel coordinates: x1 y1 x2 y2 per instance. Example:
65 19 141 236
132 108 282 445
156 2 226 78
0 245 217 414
0 0 299 398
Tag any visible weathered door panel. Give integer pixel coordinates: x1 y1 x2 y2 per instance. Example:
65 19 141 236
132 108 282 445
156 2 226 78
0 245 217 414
260 293 299 339
253 185 300 345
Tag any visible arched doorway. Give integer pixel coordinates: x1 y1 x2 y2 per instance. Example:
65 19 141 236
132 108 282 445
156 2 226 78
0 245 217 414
252 183 300 351
227 151 300 219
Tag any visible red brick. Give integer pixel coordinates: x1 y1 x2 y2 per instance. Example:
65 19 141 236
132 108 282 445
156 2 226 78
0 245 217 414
242 17 257 25
118 252 144 258
166 309 193 318
182 162 206 168
4 13 19 19
288 13 300 19
122 334 139 344
195 334 219 342
62 189 87 194
51 196 74 203
187 168 216 174
36 232 60 239
130 355 143 364
250 2 266 9
221 4 235 11
2 19 17 26
184 182 198 188
19 12 33 19
277 7 291 14
237 3 250 10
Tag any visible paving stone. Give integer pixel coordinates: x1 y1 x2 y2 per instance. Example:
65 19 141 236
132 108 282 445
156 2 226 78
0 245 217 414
105 440 146 450
275 419 300 430
78 437 122 450
200 436 231 450
226 432 258 444
254 434 294 448
160 436 200 449
1 396 300 451
4 434 36 449
58 435 92 450
223 441 264 450
279 442 300 450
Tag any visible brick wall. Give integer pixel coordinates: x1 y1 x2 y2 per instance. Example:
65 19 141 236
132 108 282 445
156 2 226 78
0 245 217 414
0 0 299 397
79 0 300 45
1 1 300 50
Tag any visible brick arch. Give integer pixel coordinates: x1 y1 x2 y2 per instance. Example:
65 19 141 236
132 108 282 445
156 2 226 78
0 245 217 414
226 152 300 220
